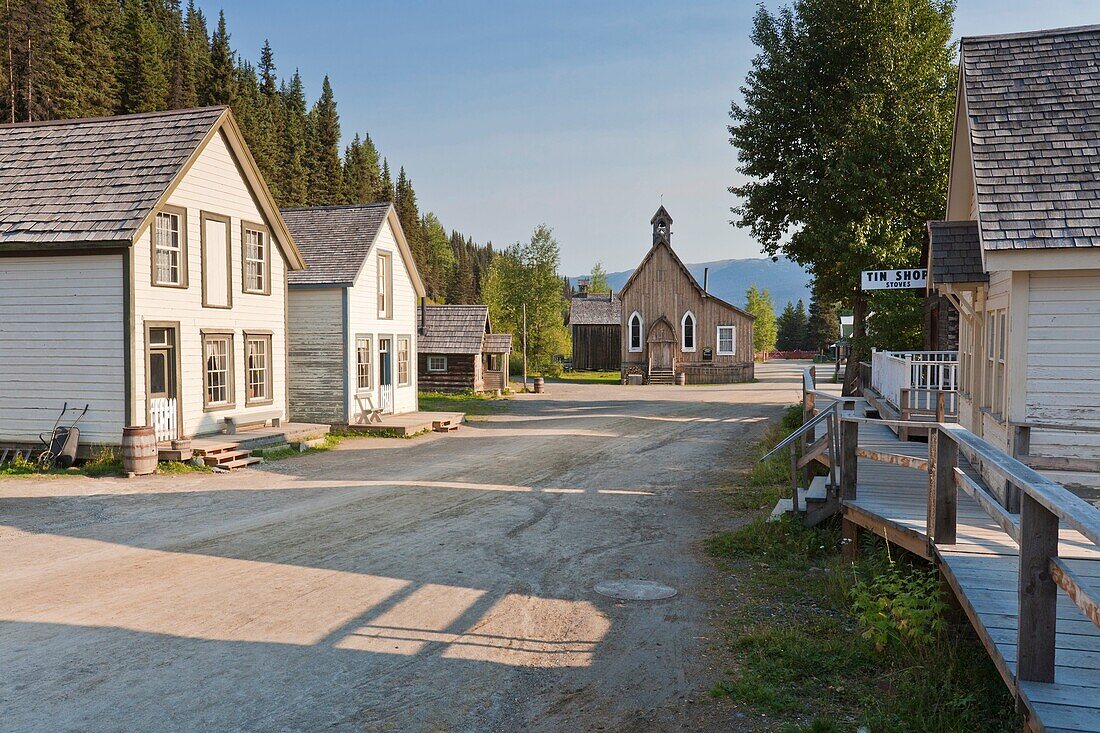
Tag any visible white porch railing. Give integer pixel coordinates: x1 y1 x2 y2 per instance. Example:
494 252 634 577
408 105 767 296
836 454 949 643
870 350 958 416
150 397 177 441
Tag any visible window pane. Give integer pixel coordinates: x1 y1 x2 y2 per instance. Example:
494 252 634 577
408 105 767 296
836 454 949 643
398 338 410 385
149 352 167 395
247 337 268 400
154 212 181 285
357 337 372 389
205 337 229 405
245 229 266 292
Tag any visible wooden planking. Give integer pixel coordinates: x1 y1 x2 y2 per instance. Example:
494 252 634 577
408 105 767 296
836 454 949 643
572 324 621 371
418 353 479 393
0 254 126 443
287 288 344 424
841 411 1100 732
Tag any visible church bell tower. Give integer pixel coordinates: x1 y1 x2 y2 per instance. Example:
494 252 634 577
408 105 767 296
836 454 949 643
651 206 672 245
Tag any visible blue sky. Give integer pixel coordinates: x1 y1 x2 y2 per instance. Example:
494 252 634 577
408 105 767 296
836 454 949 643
212 1 1100 274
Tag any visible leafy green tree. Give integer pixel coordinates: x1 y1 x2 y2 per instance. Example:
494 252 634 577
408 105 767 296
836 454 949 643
746 284 777 358
729 0 956 390
588 262 610 293
484 225 569 377
866 291 924 351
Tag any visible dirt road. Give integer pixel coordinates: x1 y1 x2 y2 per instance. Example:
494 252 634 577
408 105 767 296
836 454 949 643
0 361 806 732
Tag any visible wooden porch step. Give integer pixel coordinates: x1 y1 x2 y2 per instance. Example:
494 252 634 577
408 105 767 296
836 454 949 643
202 448 254 467
192 441 240 456
432 418 460 432
212 455 264 471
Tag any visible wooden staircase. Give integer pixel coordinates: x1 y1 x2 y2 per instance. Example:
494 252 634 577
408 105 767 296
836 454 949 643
770 474 839 526
647 368 675 385
193 440 263 471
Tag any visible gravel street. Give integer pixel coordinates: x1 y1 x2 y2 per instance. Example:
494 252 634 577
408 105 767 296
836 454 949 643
0 361 807 733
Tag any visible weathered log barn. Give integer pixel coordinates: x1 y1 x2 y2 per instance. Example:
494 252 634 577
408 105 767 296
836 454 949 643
569 293 621 371
619 207 754 384
418 305 512 393
927 25 1100 465
283 203 425 423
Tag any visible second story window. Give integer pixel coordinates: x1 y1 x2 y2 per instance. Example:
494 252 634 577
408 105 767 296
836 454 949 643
153 209 186 287
243 224 269 294
378 252 392 318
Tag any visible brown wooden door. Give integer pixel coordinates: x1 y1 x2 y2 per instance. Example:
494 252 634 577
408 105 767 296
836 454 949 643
650 341 673 371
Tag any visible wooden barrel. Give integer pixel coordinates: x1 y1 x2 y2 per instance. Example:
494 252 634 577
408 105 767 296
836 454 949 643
677 373 687 386
122 426 158 476
533 377 545 394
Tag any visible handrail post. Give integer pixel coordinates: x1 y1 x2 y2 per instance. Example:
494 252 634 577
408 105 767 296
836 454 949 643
936 391 946 423
840 415 858 500
1009 425 1030 514
802 387 815 486
899 389 910 442
928 427 957 544
1018 493 1059 683
789 443 800 512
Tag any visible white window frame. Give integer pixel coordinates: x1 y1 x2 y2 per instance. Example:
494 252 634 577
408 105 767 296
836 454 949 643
427 355 448 372
717 325 736 355
681 311 697 352
244 333 272 405
628 311 643 352
397 337 410 386
153 209 185 287
356 335 372 391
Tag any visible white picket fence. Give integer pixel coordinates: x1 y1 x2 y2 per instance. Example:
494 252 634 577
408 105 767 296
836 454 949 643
150 397 177 441
870 350 958 415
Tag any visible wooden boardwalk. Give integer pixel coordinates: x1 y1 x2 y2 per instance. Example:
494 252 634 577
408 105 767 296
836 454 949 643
830 413 1100 732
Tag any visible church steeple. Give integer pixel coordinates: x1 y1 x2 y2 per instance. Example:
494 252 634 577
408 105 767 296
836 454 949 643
651 206 672 245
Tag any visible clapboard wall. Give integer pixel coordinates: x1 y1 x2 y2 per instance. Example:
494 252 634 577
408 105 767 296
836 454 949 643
287 288 344 423
418 353 479 393
572 324 621 371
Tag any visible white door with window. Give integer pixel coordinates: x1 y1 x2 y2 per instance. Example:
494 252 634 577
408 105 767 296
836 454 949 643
378 338 393 413
147 326 178 441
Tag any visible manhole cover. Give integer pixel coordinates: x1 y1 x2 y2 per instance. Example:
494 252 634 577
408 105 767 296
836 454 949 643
594 579 677 601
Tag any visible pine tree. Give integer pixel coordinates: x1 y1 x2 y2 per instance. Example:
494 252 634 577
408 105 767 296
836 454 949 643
258 39 276 97
342 133 381 204
776 300 799 351
1 0 81 122
305 75 342 205
184 0 211 102
278 71 309 207
67 0 120 116
378 158 394 202
204 10 234 105
806 286 841 352
394 166 426 278
165 7 196 109
116 0 168 113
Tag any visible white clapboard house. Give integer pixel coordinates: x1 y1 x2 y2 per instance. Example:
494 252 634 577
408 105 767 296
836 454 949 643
0 107 305 449
928 25 1100 467
282 204 425 423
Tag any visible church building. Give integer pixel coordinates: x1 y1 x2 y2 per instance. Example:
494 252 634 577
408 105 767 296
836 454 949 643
618 207 755 384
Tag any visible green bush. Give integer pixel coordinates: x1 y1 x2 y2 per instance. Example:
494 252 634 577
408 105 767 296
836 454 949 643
850 561 946 652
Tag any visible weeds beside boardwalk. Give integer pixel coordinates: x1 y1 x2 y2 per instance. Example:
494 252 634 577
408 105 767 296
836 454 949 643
706 407 1017 732
553 371 621 385
418 390 509 416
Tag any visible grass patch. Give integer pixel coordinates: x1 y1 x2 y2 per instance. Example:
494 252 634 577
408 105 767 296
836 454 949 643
418 391 508 416
554 370 621 385
705 408 1018 732
156 460 212 474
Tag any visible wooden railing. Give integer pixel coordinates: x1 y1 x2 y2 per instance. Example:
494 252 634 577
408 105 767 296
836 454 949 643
838 409 1100 684
1012 422 1100 474
868 350 959 433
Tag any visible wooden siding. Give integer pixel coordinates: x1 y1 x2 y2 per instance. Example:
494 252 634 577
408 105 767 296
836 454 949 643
572 324 621 371
132 129 290 438
1026 271 1100 460
287 288 344 423
619 242 753 380
0 254 126 444
419 353 479 393
345 218 418 417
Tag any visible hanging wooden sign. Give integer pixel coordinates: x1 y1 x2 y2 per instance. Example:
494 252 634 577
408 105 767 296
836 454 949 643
861 268 927 291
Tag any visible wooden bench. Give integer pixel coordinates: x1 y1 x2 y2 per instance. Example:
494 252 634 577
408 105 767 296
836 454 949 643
355 395 384 425
224 410 282 435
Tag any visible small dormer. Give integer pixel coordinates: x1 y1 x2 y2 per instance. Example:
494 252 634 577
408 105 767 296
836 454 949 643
651 206 672 245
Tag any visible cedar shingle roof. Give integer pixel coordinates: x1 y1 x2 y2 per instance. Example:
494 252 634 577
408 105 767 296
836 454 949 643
0 106 225 245
962 25 1100 250
569 293 621 325
419 305 490 354
926 221 988 284
482 333 512 353
282 203 391 285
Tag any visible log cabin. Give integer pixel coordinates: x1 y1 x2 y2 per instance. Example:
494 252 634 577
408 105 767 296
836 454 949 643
282 203 425 423
418 305 512 393
619 207 754 384
927 25 1100 467
569 292 621 371
0 107 305 449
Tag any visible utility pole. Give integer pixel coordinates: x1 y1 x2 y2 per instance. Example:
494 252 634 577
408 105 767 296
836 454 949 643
522 303 528 391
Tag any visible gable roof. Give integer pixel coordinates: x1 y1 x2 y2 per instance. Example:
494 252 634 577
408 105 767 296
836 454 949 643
482 333 513 353
281 204 425 295
960 24 1100 250
0 106 304 267
925 221 988 284
618 240 754 320
419 304 491 354
569 293 621 325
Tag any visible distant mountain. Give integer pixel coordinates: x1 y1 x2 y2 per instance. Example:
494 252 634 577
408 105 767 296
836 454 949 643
573 257 812 310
